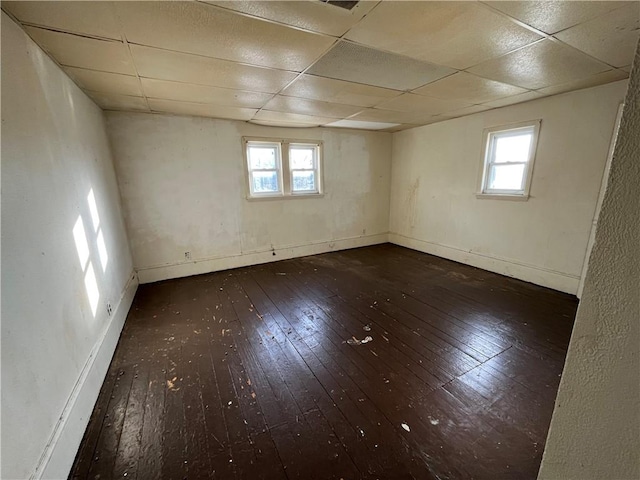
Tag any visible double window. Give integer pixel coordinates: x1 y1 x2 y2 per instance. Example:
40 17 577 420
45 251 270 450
478 120 540 199
244 137 322 198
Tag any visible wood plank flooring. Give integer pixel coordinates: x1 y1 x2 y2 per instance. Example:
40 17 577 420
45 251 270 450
69 244 577 479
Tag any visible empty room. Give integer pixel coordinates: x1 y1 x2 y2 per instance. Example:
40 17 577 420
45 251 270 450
2 1 639 479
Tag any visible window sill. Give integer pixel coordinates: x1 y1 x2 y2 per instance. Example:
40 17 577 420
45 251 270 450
475 193 529 201
246 193 325 202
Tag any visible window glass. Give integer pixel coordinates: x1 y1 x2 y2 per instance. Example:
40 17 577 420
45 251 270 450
252 171 279 193
292 171 316 192
494 133 532 164
488 164 526 190
290 147 315 169
248 146 277 170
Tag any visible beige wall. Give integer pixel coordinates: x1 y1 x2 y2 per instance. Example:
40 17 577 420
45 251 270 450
389 80 628 294
1 13 136 479
106 112 391 283
538 43 639 480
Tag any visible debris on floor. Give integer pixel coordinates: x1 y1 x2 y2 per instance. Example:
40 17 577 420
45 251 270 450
346 335 373 346
401 423 410 432
363 324 372 332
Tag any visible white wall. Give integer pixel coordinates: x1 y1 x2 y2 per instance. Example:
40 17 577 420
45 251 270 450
539 42 639 479
106 112 391 283
388 80 628 294
1 13 136 479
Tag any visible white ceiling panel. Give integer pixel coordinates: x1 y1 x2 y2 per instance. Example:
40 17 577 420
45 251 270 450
307 41 456 90
130 45 297 94
115 1 335 72
554 3 640 68
467 39 611 90
87 92 149 112
24 26 136 75
413 72 528 104
141 78 272 109
282 74 400 107
3 1 121 40
148 99 258 121
483 1 630 34
202 0 379 37
376 93 472 116
4 1 632 130
537 69 629 96
346 1 542 69
64 67 142 97
252 110 336 127
482 91 543 108
263 95 365 119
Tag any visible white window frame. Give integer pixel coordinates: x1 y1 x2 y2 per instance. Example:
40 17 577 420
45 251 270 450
243 137 323 200
477 120 541 200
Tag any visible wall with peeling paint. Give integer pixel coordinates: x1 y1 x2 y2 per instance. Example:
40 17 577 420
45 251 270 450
388 80 628 294
1 13 136 479
538 43 639 480
106 112 391 283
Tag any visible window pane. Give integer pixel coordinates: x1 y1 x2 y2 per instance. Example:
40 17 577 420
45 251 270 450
292 171 316 192
494 132 532 163
290 147 315 169
488 164 525 191
252 171 279 193
248 145 277 169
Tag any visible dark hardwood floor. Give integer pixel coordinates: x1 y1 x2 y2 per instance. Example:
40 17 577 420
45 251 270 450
70 244 577 480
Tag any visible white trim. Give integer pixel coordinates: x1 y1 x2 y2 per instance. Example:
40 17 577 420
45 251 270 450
477 119 541 199
32 272 139 480
389 233 579 294
136 233 389 284
242 136 324 200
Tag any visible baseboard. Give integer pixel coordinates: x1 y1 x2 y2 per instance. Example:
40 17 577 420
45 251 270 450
389 233 579 295
137 233 389 284
33 272 139 480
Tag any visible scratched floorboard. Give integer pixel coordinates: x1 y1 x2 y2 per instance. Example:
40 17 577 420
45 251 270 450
69 244 577 480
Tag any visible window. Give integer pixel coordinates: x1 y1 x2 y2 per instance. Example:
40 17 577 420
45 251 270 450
478 120 540 199
244 137 322 198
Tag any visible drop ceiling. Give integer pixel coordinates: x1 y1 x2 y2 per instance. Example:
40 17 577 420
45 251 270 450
3 1 638 132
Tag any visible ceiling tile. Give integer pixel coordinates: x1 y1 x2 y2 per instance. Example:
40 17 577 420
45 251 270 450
24 26 136 75
281 74 400 107
482 1 630 35
263 95 365 119
467 39 611 90
325 119 401 130
115 1 335 72
381 124 420 133
440 104 493 118
482 91 543 108
148 99 257 121
63 67 141 97
130 45 297 94
348 108 441 125
554 3 640 68
345 2 542 70
306 41 455 90
141 78 272 109
375 93 471 115
2 1 121 40
253 110 336 126
413 72 528 104
202 0 379 36
537 69 629 96
87 92 149 111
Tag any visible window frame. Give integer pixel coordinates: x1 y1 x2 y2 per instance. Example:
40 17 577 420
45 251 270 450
243 137 323 200
476 120 541 200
